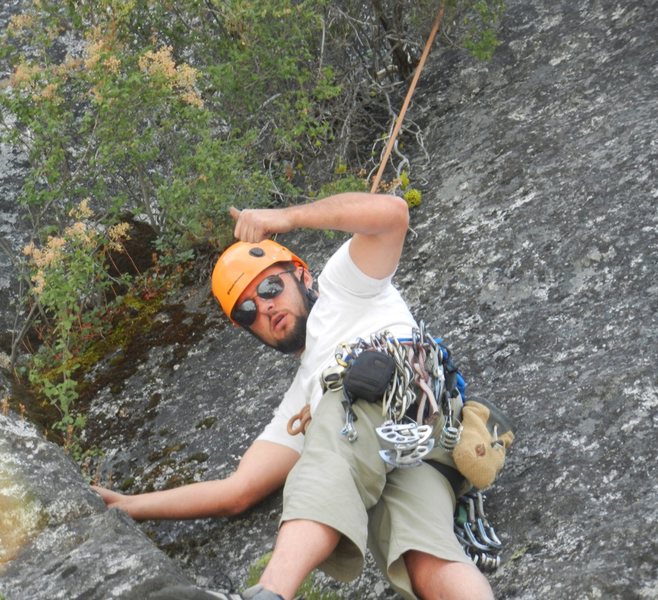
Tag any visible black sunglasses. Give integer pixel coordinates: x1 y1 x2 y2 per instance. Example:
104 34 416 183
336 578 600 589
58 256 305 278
231 269 296 327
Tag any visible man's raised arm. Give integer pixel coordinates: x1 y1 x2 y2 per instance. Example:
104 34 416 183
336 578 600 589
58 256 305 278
230 192 409 279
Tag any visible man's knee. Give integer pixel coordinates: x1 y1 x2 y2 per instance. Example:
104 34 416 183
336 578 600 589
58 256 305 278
404 551 494 600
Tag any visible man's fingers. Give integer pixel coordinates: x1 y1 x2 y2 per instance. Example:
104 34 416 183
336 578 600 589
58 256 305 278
230 206 247 240
229 207 271 242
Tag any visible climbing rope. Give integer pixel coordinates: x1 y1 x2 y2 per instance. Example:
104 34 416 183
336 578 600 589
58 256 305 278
369 1 446 193
286 3 446 435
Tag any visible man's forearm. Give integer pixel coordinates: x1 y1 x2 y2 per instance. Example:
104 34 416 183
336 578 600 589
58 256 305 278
231 192 408 241
94 440 299 521
119 480 232 520
283 192 409 236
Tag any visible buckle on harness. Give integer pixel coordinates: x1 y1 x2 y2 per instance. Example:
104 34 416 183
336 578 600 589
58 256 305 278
321 364 345 393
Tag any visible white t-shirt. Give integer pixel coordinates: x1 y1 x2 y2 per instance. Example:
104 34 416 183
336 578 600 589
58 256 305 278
257 240 417 453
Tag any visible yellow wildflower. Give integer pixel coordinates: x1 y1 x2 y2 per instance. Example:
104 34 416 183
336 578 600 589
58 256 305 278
181 90 204 108
84 26 118 71
64 222 94 247
85 39 104 70
139 46 177 84
32 272 46 296
8 13 35 33
28 236 66 269
10 63 39 87
103 55 121 75
46 236 66 253
108 222 130 246
176 63 198 89
33 82 59 103
69 198 93 220
139 47 202 105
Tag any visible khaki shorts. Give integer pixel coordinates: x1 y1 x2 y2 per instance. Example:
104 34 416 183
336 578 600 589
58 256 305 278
281 390 470 600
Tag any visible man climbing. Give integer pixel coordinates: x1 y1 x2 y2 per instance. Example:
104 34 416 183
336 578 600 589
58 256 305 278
95 192 509 600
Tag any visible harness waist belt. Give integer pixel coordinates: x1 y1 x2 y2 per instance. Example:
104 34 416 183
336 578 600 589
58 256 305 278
426 460 465 497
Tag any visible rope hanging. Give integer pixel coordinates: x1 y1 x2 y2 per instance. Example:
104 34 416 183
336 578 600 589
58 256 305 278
369 1 446 193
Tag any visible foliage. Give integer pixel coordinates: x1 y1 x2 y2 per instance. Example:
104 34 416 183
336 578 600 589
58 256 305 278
404 188 422 207
0 0 505 243
0 2 285 249
20 200 133 455
456 0 505 60
315 173 369 198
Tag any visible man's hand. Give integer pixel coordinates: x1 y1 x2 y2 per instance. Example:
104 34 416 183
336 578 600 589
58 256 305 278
92 485 128 511
230 206 294 242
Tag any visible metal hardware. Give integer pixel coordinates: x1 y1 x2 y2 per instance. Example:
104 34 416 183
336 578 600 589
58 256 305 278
379 439 434 468
454 491 503 572
340 400 358 443
321 364 345 393
439 423 462 451
376 421 433 449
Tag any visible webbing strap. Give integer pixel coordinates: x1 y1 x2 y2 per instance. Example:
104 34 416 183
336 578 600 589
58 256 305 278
426 459 465 497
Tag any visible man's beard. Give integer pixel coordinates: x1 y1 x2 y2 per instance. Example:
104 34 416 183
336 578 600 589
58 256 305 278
249 312 307 355
272 313 307 354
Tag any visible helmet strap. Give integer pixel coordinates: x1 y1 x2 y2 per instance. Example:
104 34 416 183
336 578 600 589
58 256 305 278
297 269 318 309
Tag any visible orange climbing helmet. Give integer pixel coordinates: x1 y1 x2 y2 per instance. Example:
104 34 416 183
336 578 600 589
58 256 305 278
211 239 307 322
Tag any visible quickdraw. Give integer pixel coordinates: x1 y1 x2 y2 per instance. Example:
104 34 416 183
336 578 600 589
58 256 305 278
454 491 503 572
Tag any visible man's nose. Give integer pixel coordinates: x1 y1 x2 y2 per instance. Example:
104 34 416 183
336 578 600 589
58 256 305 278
254 295 275 313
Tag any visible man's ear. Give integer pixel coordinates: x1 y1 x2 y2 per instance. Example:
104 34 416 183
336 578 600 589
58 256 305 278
298 265 313 289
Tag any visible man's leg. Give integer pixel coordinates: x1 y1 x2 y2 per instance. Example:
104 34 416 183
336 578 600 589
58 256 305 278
404 550 494 600
367 461 482 600
257 393 391 598
258 519 341 600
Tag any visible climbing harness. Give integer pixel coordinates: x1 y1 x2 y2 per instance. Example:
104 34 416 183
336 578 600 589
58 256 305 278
454 491 503 571
322 322 505 571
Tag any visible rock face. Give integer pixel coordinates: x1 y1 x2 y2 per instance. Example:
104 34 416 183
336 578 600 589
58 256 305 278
1 0 656 599
0 413 203 600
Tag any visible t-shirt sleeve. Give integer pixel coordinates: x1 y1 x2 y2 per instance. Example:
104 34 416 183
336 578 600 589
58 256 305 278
319 240 394 299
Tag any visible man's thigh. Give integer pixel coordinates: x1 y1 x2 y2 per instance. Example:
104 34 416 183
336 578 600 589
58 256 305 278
368 462 470 599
